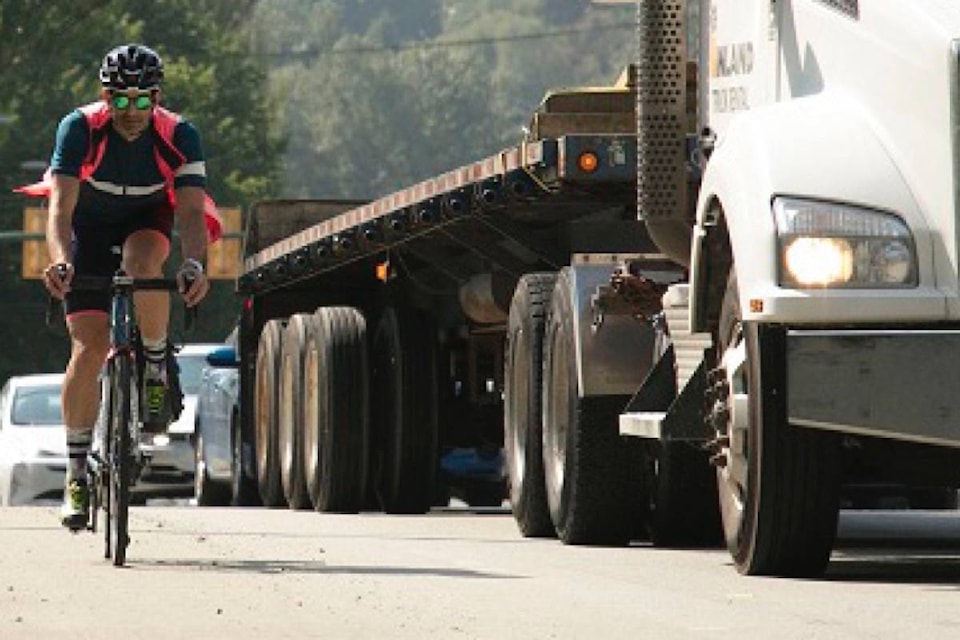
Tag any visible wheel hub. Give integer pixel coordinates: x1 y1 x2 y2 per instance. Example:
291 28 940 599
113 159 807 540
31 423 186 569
714 322 749 540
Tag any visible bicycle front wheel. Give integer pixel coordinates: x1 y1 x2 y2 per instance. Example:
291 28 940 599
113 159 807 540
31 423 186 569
108 354 135 566
99 370 113 559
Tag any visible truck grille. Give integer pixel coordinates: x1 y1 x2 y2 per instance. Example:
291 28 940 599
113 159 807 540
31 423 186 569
814 0 859 19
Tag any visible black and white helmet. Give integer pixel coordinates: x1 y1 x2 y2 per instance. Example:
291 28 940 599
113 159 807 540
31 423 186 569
99 44 164 90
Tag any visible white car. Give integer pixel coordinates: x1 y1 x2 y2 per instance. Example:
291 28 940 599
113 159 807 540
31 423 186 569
136 343 225 499
0 374 67 506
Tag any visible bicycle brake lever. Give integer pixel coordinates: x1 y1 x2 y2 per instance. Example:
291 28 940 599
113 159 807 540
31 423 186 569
45 295 60 327
184 304 198 331
45 264 69 327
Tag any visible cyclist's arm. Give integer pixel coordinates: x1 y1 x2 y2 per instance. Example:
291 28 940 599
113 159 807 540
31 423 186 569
48 174 79 265
174 184 207 265
41 174 79 298
47 111 86 267
174 184 209 306
171 120 208 268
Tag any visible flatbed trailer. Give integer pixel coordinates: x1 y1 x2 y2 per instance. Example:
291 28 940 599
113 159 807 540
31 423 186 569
233 73 663 513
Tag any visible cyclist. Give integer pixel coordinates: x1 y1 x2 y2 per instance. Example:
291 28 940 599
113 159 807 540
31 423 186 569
27 44 213 529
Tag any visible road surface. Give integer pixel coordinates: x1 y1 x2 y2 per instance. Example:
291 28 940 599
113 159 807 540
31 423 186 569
2 504 959 639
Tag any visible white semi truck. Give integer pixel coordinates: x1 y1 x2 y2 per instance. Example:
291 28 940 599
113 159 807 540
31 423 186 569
609 0 960 576
235 0 960 578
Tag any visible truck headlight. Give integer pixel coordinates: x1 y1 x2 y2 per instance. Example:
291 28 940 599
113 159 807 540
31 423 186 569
774 197 917 288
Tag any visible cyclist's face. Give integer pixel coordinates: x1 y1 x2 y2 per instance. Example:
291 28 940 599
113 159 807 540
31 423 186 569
104 89 156 141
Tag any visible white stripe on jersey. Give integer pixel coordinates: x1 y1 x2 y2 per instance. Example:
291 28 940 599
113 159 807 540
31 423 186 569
175 161 206 178
87 178 166 197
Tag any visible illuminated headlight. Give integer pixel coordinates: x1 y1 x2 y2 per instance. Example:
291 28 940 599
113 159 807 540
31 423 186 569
774 197 917 288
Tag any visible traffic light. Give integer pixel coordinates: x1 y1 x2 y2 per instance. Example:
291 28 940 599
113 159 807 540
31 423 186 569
21 207 48 279
206 207 242 280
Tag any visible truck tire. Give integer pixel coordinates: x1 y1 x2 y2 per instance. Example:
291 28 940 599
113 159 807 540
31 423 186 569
542 268 638 546
714 271 840 576
231 410 260 507
371 306 438 514
279 314 313 510
504 272 557 537
303 307 369 513
254 318 286 507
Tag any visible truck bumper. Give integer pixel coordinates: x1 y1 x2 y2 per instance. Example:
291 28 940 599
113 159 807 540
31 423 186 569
788 329 960 448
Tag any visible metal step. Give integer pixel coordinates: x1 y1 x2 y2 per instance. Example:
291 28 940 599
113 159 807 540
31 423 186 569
619 411 666 439
663 283 712 389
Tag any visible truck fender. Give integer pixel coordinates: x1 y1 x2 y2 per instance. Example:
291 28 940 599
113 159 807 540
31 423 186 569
562 263 658 398
689 92 926 331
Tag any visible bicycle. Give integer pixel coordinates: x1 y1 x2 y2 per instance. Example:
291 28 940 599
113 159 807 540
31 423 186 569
59 269 192 566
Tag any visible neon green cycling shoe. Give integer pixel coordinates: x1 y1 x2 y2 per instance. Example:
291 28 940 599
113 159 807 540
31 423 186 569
60 479 89 531
142 372 171 433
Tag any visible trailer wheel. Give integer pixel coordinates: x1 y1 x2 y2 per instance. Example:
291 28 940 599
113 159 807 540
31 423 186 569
504 272 557 537
542 268 637 546
371 306 438 514
230 409 260 506
254 318 286 507
302 307 369 513
279 314 313 510
714 271 840 576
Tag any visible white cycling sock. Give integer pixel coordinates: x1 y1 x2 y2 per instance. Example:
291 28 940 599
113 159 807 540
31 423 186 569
66 430 93 483
142 336 168 370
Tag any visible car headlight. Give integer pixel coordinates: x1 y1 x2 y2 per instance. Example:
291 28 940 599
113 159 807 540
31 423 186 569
774 197 917 288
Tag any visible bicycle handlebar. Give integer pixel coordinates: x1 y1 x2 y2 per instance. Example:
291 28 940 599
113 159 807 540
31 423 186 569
67 275 183 292
47 272 199 330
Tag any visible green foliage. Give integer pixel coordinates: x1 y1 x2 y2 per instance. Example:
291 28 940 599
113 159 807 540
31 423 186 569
252 0 633 198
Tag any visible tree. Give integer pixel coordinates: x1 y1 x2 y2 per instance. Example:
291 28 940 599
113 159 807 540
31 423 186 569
250 0 633 199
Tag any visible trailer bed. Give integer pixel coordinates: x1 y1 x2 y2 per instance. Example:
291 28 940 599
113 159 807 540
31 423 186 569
238 134 646 297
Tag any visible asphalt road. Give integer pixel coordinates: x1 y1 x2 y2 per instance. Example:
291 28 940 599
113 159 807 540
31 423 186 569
1 504 959 639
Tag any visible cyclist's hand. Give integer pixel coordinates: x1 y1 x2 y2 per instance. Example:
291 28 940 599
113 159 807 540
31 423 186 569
43 262 73 300
176 258 209 307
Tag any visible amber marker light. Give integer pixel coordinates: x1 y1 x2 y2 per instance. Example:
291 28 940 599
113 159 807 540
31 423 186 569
578 151 599 173
376 260 390 282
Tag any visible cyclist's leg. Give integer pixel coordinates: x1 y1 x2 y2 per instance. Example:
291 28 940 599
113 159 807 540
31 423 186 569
121 206 174 428
60 227 116 529
122 228 171 342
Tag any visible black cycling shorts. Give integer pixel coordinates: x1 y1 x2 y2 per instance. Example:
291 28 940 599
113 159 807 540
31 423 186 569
65 204 174 316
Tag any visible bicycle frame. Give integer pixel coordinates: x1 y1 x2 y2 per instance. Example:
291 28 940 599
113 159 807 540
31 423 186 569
75 271 181 566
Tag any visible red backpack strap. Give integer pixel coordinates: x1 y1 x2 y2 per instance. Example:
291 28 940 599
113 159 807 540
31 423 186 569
151 106 183 144
151 106 186 183
78 101 112 129
13 101 110 196
151 107 221 243
78 101 112 181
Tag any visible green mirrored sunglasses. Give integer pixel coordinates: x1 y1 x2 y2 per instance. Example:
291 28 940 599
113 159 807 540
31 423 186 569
111 93 153 111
